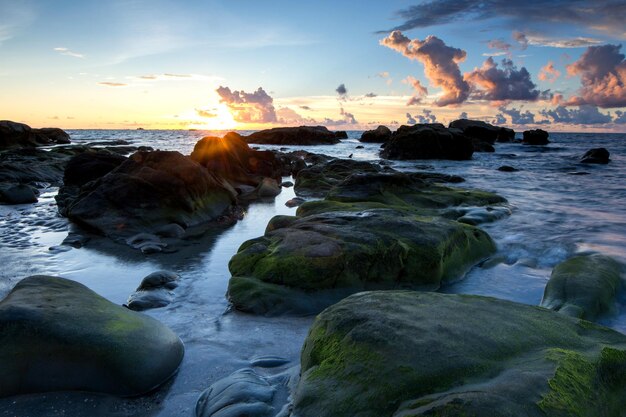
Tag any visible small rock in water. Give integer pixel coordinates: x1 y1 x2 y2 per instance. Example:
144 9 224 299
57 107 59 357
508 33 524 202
195 368 275 417
285 197 305 208
0 184 38 205
126 271 180 311
138 271 180 290
497 165 518 172
126 233 166 253
355 145 364 149
280 181 293 188
580 147 610 164
62 232 90 248
250 356 290 368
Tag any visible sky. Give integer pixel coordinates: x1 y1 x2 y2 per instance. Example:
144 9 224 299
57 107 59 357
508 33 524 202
1 0 625 132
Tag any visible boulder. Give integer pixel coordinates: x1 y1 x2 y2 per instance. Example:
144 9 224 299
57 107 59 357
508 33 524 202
334 131 348 139
522 129 550 145
498 165 518 172
0 276 184 397
541 254 624 320
63 150 127 187
293 291 626 417
0 183 38 204
381 124 473 160
294 159 384 197
359 125 391 143
0 120 70 150
449 119 514 144
581 148 610 164
61 150 237 242
243 126 340 146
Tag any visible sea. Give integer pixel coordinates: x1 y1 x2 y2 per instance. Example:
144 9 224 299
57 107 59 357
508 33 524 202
1 129 625 416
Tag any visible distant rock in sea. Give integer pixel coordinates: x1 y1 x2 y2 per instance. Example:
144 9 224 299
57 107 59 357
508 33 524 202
581 147 610 164
359 125 392 143
522 129 550 145
0 120 70 150
381 123 474 160
243 126 341 145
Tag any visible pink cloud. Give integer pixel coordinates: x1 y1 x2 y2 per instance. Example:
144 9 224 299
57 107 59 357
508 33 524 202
538 61 561 83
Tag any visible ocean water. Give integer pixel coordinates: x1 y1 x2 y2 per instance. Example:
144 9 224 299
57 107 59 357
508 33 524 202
0 129 625 416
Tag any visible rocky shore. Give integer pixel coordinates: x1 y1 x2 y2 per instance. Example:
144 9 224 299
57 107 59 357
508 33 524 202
1 120 624 416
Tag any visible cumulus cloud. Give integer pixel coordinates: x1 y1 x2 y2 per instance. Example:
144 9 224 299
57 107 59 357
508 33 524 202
459 111 468 119
406 112 417 124
417 109 438 123
340 107 357 124
216 86 277 123
98 82 127 87
403 76 429 105
614 110 626 123
565 44 626 108
380 31 469 106
513 31 529 50
276 107 316 125
539 105 612 124
464 57 540 102
384 1 626 37
488 39 512 52
54 47 84 58
492 113 507 124
538 62 561 83
497 107 550 124
336 84 348 100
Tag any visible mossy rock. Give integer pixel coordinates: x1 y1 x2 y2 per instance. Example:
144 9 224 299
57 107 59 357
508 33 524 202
0 276 184 397
541 254 624 321
294 159 384 197
293 291 626 417
228 210 495 315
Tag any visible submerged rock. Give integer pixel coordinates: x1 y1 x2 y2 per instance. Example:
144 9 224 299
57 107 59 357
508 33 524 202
243 126 340 146
497 165 518 172
541 254 624 320
381 124 474 160
195 369 275 417
293 291 626 417
0 120 70 150
522 129 550 145
359 125 391 143
61 150 237 242
581 147 610 164
0 275 184 397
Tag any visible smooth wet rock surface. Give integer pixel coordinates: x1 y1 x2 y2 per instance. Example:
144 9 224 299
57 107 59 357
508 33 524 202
0 275 184 397
293 291 626 417
244 126 340 146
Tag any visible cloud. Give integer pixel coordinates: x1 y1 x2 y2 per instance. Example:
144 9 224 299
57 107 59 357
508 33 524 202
492 113 507 124
417 109 438 123
364 92 378 98
98 82 127 87
299 105 312 110
276 107 316 125
482 51 509 57
459 111 468 119
513 31 529 50
538 61 561 82
464 57 540 102
406 112 417 124
216 86 277 123
403 76 429 105
614 110 626 123
196 109 218 118
522 34 603 48
565 43 626 108
383 1 626 38
539 105 612 124
54 47 84 58
336 83 348 100
497 107 549 124
376 71 390 78
0 3 34 45
136 73 219 82
164 73 192 78
488 39 512 52
324 106 358 126
340 106 357 124
380 31 469 106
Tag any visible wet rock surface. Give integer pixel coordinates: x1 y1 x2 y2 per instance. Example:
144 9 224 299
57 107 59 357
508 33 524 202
293 291 626 417
381 123 474 160
243 126 340 146
0 275 184 397
0 120 70 150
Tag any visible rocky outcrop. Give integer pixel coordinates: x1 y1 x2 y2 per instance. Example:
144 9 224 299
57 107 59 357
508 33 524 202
522 129 550 145
228 169 506 315
449 119 515 143
0 184 38 204
541 254 624 320
0 275 184 397
61 150 237 242
0 120 70 150
243 126 340 146
334 131 348 139
381 123 474 160
292 291 626 417
359 125 391 143
126 271 180 311
581 148 610 164
294 159 385 197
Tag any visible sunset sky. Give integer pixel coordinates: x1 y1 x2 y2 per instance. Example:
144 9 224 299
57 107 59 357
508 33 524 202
1 0 625 132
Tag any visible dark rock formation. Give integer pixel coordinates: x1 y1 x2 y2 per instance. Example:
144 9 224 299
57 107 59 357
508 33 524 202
334 131 348 139
581 148 610 164
0 120 70 150
359 125 391 143
0 275 184 397
126 271 180 311
522 129 550 145
381 124 474 160
243 126 340 145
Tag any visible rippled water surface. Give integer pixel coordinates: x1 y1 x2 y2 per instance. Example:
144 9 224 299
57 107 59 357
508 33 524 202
1 129 625 415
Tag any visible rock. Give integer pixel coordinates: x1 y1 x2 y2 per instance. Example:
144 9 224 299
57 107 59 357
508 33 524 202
355 145 364 149
280 181 294 188
126 271 179 311
0 276 184 397
581 147 610 164
381 124 473 160
292 291 626 417
294 159 383 197
249 356 290 368
244 126 340 146
190 133 282 189
0 183 38 204
285 197 305 208
155 223 186 238
498 165 518 172
0 147 79 187
195 369 274 417
138 271 180 290
63 150 127 187
522 129 550 145
0 120 70 150
540 254 624 320
359 125 391 143
449 119 514 144
60 151 237 243
334 131 348 139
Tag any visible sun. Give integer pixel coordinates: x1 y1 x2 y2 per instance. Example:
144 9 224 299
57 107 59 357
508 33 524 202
186 103 239 130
